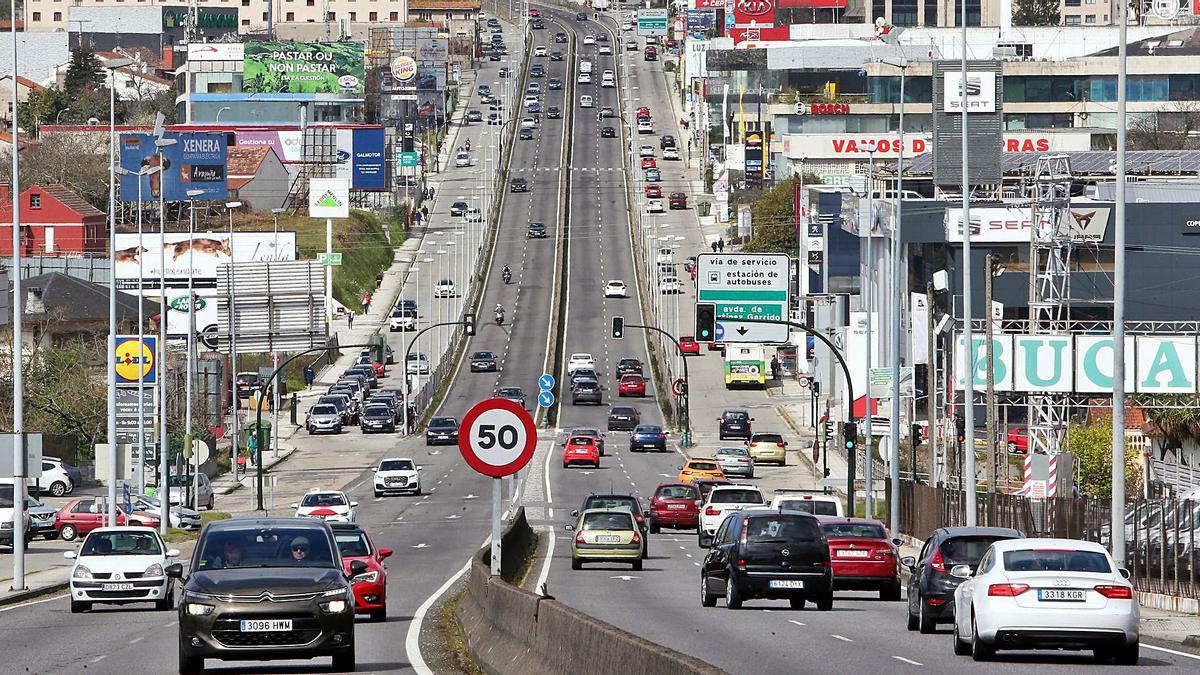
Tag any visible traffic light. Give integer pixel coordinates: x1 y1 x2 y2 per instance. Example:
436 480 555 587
695 303 715 341
955 416 966 444
912 423 923 447
464 313 476 336
612 316 624 339
842 421 858 451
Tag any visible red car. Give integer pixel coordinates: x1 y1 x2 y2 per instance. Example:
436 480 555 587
644 184 662 198
669 192 688 209
1007 427 1028 454
332 523 392 621
678 335 700 355
529 8 540 16
55 497 161 541
563 436 600 468
648 482 701 532
640 157 657 170
636 106 651 118
566 427 606 456
618 374 646 397
818 517 902 600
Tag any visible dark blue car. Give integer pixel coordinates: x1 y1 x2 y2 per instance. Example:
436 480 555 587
630 425 667 452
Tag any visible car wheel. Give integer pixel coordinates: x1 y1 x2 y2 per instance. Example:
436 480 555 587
970 617 993 661
880 584 901 601
156 587 175 611
206 494 215 510
370 607 387 623
43 531 57 541
571 557 582 570
699 573 720 607
1114 642 1140 666
563 462 569 469
632 559 643 571
1007 442 1018 453
953 619 971 656
59 524 77 541
918 597 937 634
725 577 743 609
789 596 806 610
178 644 203 675
415 486 422 496
816 592 833 611
49 481 67 497
374 489 383 498
698 533 710 548
330 644 356 672
906 605 919 631
70 600 91 613
648 520 660 534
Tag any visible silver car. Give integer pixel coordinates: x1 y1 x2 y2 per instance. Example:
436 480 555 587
307 403 343 435
714 446 755 478
28 496 58 540
131 494 202 530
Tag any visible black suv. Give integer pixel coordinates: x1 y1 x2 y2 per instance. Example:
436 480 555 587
718 409 754 440
170 517 361 673
426 417 459 445
470 351 498 372
616 358 643 376
527 221 547 238
510 177 528 192
360 404 395 434
450 201 468 217
903 526 1024 633
573 493 649 557
700 509 833 610
600 126 617 138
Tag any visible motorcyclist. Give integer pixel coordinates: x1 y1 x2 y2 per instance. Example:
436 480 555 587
494 304 506 325
502 264 512 283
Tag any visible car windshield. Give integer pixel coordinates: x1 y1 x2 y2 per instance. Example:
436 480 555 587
634 426 662 434
941 536 1008 567
778 499 839 516
430 418 456 428
823 522 886 539
746 517 821 543
569 428 599 437
688 461 718 471
1003 549 1111 573
717 447 749 457
363 406 390 416
301 493 347 508
0 484 14 508
710 489 763 504
497 388 522 396
724 411 749 421
334 530 372 558
311 405 337 415
569 437 595 446
621 375 642 382
472 352 494 359
611 408 636 415
380 459 415 471
620 359 639 366
584 496 636 510
197 528 336 570
582 512 634 531
753 434 784 444
656 485 696 500
81 530 163 556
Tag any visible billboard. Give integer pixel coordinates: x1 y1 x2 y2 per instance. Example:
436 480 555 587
417 92 446 119
416 38 449 62
687 9 718 34
943 71 998 113
243 41 366 94
113 231 297 339
944 205 1111 243
231 127 385 189
236 129 303 163
732 0 775 25
119 132 228 202
187 42 244 62
416 66 446 91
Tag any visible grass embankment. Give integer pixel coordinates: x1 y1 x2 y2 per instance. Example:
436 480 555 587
163 510 232 543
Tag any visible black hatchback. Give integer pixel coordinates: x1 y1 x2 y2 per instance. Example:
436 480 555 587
701 509 833 610
718 409 753 440
902 526 1024 633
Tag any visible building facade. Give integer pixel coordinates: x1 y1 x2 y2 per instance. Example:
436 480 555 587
0 184 108 257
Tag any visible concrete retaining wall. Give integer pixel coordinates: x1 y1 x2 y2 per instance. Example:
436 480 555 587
457 508 726 675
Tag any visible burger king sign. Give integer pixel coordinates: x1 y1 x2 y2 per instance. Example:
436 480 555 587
391 56 417 83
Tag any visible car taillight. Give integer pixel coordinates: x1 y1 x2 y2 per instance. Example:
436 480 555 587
930 549 947 572
1095 585 1133 599
575 532 585 544
705 507 721 516
631 532 641 545
987 583 1029 597
736 559 746 569
634 513 644 522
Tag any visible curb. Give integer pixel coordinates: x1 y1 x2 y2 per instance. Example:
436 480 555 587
0 581 69 608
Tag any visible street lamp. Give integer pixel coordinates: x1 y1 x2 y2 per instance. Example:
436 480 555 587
184 188 204 510
54 107 70 124
225 201 243 482
103 56 134 529
215 106 232 123
154 136 177 536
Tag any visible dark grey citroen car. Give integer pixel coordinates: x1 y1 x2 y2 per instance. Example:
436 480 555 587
169 517 363 674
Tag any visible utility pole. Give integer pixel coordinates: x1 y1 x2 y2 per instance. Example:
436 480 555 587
226 202 242 482
10 5 26 587
926 282 938 485
1111 0 1129 566
863 147 875 517
985 252 997 520
960 7 978 526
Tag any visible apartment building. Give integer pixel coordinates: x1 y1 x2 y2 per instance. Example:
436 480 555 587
25 0 409 34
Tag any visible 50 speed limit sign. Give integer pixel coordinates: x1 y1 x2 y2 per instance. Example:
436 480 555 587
458 398 537 477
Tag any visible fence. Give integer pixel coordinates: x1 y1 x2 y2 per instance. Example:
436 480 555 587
897 480 1200 600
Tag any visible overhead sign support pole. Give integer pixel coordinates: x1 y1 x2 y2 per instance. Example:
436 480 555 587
309 179 351 328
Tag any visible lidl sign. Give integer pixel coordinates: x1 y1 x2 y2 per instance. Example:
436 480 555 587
955 334 1200 393
114 335 158 385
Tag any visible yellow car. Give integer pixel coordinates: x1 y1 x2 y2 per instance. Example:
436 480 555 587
570 509 643 570
746 433 788 465
678 458 725 484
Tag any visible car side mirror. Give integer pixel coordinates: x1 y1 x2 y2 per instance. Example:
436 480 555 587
750 418 755 422
350 501 359 507
643 510 652 518
348 560 369 577
694 500 702 507
166 549 181 558
64 551 76 560
783 442 789 447
165 562 185 579
900 555 916 570
290 503 299 509
949 564 973 579
379 548 394 560
570 510 579 517
891 538 902 547
1118 567 1131 580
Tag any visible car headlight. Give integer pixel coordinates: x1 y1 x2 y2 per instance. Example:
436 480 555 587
352 571 379 584
320 599 349 614
185 602 215 616
72 564 92 580
0 521 12 530
144 563 164 577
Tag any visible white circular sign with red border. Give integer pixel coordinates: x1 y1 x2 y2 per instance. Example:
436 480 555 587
458 398 537 478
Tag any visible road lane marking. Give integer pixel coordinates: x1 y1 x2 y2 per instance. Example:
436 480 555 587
0 594 65 613
892 656 923 666
788 620 806 627
831 635 853 642
406 537 486 675
1143 644 1200 661
90 656 107 664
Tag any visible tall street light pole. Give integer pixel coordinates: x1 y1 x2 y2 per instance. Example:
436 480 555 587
185 189 205 509
104 57 134 528
226 202 243 481
154 136 176 536
1112 0 1129 566
863 146 875 517
9 3 26 587
960 5 978 526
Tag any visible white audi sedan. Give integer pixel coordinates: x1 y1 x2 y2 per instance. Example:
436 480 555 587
605 280 628 298
951 538 1139 664
67 526 179 613
373 457 422 497
567 353 596 375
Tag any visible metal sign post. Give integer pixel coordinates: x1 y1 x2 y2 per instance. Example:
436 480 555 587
458 398 537 576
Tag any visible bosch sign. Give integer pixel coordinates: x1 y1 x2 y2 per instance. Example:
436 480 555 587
795 102 850 115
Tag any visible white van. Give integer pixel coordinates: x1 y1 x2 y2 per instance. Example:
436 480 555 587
0 479 33 549
579 58 593 74
601 70 615 88
580 95 594 108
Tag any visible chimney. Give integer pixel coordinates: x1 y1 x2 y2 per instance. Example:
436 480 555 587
25 286 45 314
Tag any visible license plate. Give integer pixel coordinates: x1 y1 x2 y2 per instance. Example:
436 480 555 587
240 619 293 632
837 550 870 558
1038 589 1086 602
593 535 620 543
769 580 804 589
102 583 135 591
667 503 686 510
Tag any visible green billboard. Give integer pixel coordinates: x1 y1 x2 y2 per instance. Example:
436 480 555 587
243 41 365 94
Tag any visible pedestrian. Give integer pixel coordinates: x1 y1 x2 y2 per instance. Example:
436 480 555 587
361 293 371 313
428 186 436 200
421 205 429 221
711 241 718 253
347 311 354 329
771 355 781 380
717 238 725 253
413 210 422 225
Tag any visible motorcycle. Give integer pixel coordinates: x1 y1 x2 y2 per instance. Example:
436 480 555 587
502 269 512 284
494 311 505 326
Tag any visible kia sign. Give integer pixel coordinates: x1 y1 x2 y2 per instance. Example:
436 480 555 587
733 0 775 25
391 56 417 82
943 71 997 113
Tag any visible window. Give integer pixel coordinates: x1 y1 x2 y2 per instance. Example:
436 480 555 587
53 11 61 20
286 11 294 19
389 11 398 20
307 0 314 5
1065 14 1081 24
349 11 356 19
1085 14 1095 22
369 11 377 19
262 11 267 19
891 0 917 25
327 11 335 20
241 18 250 25
29 193 41 208
1064 0 1081 5
242 0 249 4
31 11 40 20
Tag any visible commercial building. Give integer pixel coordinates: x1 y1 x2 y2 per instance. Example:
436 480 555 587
0 184 108 257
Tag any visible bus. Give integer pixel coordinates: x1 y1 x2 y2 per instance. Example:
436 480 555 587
724 345 766 388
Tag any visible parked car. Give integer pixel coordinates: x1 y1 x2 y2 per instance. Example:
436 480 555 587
56 497 161 542
131 494 202 531
66 526 179 613
167 472 215 511
903 526 1025 633
27 495 59 540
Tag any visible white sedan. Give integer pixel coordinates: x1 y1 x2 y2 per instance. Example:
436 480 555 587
567 353 595 375
951 538 1139 664
66 526 179 613
534 45 548 57
292 489 358 523
583 35 596 45
434 279 457 297
639 145 655 158
464 207 484 222
455 151 471 168
599 45 613 55
646 198 664 214
604 280 628 298
373 457 422 497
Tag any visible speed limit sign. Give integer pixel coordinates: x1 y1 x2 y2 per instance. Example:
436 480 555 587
458 398 537 478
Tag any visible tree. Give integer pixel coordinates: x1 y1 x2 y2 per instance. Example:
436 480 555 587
1012 0 1059 26
1067 418 1142 500
64 46 104 96
1127 102 1200 151
0 132 111 210
739 173 822 255
17 86 71 135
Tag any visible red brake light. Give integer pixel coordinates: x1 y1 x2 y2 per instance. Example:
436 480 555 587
1095 585 1133 599
575 531 585 544
736 559 746 569
987 583 1030 597
705 507 721 516
930 549 946 572
631 532 641 545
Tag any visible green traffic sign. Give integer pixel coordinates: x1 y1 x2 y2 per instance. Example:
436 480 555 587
399 151 419 168
319 252 343 266
712 302 784 322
